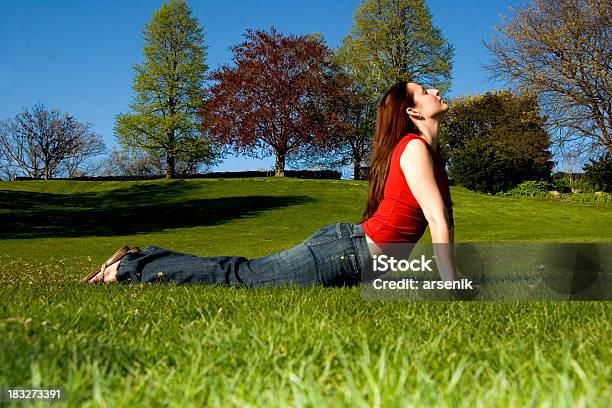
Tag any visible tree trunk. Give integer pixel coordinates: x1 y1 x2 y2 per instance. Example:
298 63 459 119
275 151 286 177
166 153 175 179
352 154 362 180
166 131 175 179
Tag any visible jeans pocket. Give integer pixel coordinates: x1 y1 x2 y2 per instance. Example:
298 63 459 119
304 223 342 247
340 252 360 280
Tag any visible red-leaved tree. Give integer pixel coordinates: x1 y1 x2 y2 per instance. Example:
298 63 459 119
200 27 358 176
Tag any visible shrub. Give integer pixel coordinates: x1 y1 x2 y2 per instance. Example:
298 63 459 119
583 155 612 192
496 180 551 197
449 138 520 194
549 177 572 193
568 179 597 193
448 137 548 194
550 173 573 193
495 180 612 205
557 192 612 204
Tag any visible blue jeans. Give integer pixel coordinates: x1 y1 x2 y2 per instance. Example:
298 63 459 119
115 222 373 287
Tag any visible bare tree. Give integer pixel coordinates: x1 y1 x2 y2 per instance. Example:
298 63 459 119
484 0 611 158
100 148 164 177
0 144 20 181
562 149 584 186
0 116 43 179
0 104 106 179
59 131 107 177
100 145 219 177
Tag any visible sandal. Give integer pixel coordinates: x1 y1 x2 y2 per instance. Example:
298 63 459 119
82 246 142 283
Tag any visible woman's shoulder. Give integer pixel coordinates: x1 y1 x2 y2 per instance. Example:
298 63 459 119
398 133 437 158
400 133 421 143
394 133 423 154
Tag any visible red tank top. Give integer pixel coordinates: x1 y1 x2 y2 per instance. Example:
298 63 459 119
360 133 453 243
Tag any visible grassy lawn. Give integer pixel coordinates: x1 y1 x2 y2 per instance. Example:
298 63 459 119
0 178 610 407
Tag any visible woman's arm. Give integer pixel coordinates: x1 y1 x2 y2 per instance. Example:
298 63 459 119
400 140 458 281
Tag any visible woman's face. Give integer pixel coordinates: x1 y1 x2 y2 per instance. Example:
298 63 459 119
406 82 448 120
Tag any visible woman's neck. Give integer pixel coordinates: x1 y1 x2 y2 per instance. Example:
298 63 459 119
414 119 439 151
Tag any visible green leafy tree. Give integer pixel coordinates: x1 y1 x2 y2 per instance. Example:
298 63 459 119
334 0 454 179
115 0 218 179
442 91 554 194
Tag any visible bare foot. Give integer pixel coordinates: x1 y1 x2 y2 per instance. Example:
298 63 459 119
89 260 120 284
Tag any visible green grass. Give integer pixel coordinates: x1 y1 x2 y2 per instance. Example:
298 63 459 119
0 178 610 407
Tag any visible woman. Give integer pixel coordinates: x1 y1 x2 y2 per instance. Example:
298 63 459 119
83 81 457 286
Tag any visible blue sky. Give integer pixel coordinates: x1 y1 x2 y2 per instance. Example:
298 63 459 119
0 0 530 177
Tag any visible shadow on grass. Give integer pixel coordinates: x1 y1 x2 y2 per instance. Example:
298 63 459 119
0 180 203 210
0 181 315 239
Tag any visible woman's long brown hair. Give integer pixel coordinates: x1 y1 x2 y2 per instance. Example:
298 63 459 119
359 81 419 224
